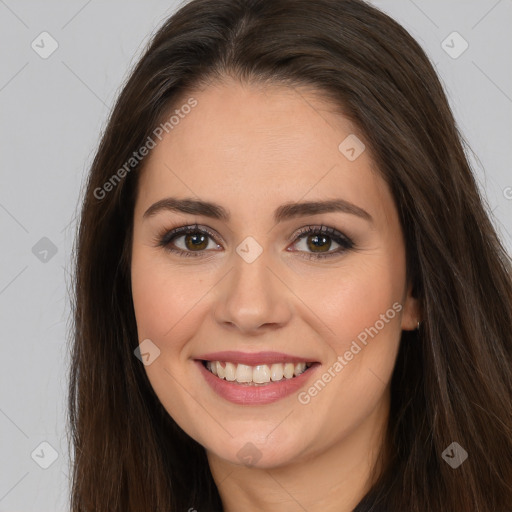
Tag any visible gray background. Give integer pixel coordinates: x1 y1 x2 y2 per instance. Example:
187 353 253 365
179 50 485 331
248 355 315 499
0 1 511 511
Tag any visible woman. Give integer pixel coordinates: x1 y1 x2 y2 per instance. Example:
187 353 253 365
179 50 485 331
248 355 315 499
68 0 512 510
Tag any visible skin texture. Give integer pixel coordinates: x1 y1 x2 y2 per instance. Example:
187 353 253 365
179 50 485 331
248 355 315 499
130 79 420 512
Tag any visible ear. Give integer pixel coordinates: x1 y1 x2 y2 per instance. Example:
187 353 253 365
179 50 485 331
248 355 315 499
400 280 421 331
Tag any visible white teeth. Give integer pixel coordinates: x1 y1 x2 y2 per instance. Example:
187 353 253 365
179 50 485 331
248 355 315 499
205 360 310 384
283 363 295 379
270 363 284 381
215 361 225 379
207 361 218 376
294 362 306 376
253 365 271 384
235 363 253 383
224 362 236 381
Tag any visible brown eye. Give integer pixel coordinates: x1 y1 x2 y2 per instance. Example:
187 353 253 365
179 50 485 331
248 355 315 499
183 232 209 251
304 233 333 253
290 226 354 260
157 225 221 257
156 224 353 260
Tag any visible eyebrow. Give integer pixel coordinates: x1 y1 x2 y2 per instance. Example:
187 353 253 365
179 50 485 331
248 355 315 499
143 197 373 224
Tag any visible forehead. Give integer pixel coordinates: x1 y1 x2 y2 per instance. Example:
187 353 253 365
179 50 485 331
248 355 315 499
135 80 395 228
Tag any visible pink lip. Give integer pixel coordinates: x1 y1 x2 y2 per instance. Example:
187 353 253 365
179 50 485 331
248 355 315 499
195 359 320 405
194 351 317 366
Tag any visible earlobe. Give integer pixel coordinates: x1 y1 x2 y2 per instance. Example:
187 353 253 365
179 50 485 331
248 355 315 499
401 281 422 331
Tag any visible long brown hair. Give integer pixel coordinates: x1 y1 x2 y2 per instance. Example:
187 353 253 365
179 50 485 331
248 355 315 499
67 0 512 510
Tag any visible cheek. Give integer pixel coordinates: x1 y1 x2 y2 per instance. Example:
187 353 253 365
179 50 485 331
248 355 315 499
290 251 405 403
130 249 213 441
294 256 403 349
130 249 208 348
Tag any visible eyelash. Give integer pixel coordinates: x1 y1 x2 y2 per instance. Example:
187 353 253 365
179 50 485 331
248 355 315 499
154 223 354 260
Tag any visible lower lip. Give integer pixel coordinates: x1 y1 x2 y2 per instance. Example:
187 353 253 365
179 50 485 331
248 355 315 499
195 360 320 405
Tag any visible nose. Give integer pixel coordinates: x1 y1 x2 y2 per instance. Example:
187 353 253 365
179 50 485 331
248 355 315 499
213 246 292 335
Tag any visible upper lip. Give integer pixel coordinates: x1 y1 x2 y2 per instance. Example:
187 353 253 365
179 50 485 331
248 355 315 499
194 351 318 366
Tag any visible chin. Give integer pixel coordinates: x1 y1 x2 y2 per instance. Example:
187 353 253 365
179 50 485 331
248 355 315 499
204 429 309 469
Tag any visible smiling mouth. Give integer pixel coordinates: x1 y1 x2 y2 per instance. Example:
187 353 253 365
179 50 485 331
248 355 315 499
200 360 317 386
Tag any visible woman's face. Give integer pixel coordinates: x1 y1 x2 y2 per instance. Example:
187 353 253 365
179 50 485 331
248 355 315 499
131 80 419 470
